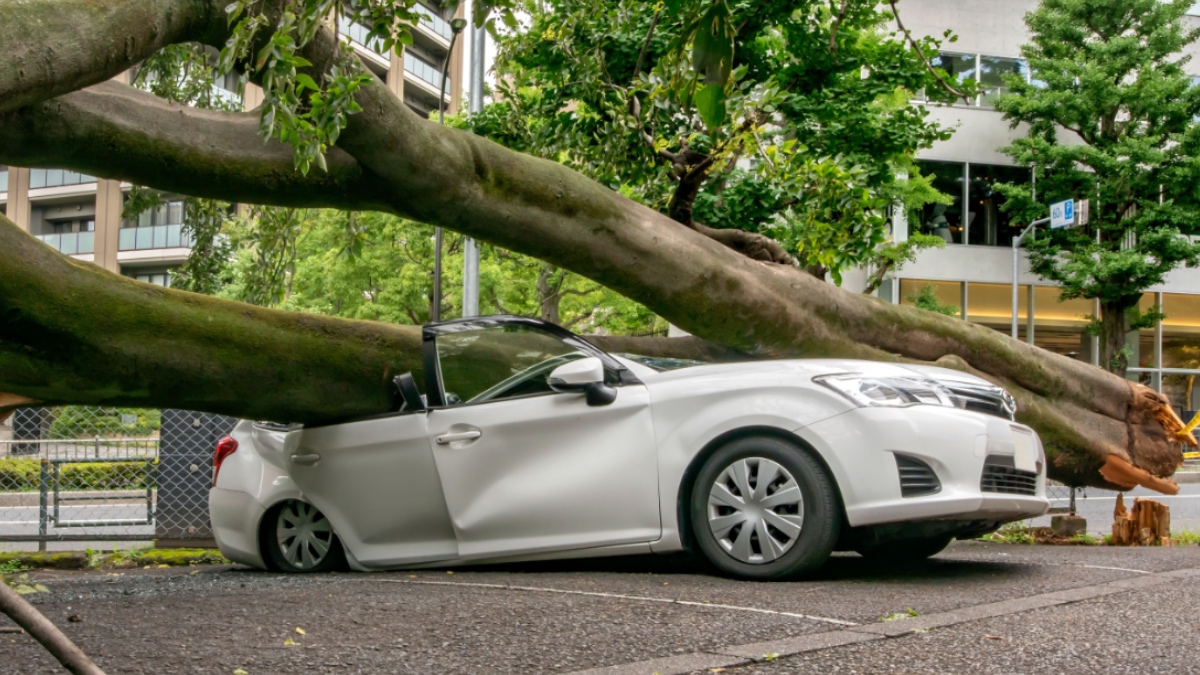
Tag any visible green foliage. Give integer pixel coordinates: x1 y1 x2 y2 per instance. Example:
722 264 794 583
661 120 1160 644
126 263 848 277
0 460 155 492
47 407 160 439
981 522 1036 545
994 0 1200 372
486 0 957 280
906 284 959 317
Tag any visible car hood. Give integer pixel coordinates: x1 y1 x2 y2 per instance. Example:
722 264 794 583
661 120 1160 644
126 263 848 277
631 358 996 388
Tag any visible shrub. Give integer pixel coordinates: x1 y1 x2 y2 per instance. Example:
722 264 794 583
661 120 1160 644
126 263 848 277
0 459 156 492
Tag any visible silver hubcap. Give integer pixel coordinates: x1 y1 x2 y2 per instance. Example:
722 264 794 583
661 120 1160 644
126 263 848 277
707 457 804 564
276 501 334 569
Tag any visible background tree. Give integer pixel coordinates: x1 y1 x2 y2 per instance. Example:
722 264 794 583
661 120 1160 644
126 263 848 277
0 0 1193 497
486 0 962 279
995 0 1200 376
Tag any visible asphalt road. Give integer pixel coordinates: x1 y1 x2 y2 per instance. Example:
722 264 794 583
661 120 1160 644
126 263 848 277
0 503 153 552
2 542 1198 674
1032 481 1200 534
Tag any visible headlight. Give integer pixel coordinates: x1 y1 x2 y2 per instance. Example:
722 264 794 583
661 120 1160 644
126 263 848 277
815 374 958 409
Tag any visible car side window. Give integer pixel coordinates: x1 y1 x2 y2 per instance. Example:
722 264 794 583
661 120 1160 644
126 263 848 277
435 325 591 406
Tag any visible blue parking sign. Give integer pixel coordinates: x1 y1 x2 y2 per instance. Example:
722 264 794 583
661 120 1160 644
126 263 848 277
1050 199 1073 228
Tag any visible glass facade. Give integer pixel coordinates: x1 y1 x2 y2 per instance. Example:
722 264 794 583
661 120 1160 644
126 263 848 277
928 52 1029 108
899 279 1200 414
405 51 449 93
37 232 95 255
418 3 454 40
29 169 96 190
339 17 387 54
916 160 1031 248
120 200 190 250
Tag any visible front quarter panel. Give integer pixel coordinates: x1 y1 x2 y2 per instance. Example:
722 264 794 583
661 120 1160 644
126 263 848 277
646 370 854 552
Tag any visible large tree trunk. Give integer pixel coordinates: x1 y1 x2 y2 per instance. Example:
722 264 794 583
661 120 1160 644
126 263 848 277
0 0 1192 492
1100 298 1136 378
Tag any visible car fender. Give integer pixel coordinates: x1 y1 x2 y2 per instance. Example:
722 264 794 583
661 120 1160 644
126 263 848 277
645 381 852 553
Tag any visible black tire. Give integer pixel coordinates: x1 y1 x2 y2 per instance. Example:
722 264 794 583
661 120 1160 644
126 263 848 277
689 436 840 581
262 500 346 573
856 536 953 562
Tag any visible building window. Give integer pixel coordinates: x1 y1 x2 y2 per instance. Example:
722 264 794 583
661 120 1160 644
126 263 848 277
29 168 96 190
916 161 1032 247
916 161 966 244
120 199 191 251
928 52 1029 109
405 51 449 93
418 3 454 41
136 272 171 287
338 17 387 55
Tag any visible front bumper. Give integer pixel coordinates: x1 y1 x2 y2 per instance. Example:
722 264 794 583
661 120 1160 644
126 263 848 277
795 405 1049 528
210 487 267 570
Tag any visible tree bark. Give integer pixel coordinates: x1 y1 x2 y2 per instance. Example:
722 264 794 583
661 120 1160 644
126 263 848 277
0 1 1193 491
1100 298 1137 378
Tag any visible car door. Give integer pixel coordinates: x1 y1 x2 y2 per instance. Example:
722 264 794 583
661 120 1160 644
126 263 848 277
424 318 661 559
286 411 459 567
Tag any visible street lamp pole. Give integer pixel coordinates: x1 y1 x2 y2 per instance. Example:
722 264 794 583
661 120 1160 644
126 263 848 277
461 19 486 318
1011 217 1050 340
432 17 468 323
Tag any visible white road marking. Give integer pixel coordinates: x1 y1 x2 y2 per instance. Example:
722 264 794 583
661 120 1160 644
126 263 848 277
1073 564 1152 574
369 578 861 626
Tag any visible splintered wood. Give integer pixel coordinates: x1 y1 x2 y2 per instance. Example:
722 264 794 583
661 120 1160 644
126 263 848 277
1111 494 1171 546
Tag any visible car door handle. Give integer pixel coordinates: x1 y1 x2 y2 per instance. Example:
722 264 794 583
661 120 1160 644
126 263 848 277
436 430 482 445
291 453 321 465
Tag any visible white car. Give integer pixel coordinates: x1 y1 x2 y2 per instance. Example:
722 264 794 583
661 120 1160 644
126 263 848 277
210 316 1048 580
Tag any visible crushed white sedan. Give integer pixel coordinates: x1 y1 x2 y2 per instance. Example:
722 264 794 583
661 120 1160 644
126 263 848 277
210 315 1048 580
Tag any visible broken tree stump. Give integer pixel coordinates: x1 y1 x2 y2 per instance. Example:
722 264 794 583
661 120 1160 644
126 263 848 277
1111 494 1171 546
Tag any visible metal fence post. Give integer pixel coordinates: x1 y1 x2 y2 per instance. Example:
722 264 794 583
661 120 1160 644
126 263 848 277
1069 487 1077 516
37 459 49 552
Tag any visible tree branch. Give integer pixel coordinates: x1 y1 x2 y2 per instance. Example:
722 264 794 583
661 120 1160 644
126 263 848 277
888 0 973 103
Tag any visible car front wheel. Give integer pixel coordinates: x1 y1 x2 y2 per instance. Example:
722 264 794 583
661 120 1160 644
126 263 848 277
689 436 840 581
263 500 345 573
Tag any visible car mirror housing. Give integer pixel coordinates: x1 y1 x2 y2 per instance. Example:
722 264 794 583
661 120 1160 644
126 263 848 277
547 356 605 392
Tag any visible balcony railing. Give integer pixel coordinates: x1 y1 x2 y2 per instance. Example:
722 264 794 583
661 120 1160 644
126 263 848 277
404 52 449 95
30 169 96 190
0 169 8 193
418 3 453 40
118 224 192 251
37 232 95 255
339 17 387 55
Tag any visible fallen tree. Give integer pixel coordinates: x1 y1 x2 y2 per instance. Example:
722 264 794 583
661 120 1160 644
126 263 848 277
0 0 1193 492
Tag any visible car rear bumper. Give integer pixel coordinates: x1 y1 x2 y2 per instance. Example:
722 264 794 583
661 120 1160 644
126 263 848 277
796 406 1050 528
210 487 267 570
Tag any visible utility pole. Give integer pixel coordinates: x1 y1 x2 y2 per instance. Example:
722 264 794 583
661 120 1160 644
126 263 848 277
461 9 486 317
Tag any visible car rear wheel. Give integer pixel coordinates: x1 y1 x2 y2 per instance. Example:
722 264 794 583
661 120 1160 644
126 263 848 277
689 436 839 581
856 536 953 562
263 500 345 573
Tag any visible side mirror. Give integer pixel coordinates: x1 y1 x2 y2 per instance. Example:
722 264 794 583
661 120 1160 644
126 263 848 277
547 357 617 407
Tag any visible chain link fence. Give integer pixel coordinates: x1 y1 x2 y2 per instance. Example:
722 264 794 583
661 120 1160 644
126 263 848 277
0 406 235 550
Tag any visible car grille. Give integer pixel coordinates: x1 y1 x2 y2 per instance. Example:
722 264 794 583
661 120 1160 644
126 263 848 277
896 455 941 497
946 385 1015 421
980 455 1038 495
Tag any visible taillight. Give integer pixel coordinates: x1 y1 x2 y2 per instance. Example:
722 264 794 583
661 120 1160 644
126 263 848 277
213 436 238 487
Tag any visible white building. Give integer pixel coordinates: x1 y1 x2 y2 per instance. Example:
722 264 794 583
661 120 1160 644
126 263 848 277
852 0 1200 411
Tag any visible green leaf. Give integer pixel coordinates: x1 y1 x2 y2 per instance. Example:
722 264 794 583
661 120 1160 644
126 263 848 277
692 0 734 87
694 84 726 130
295 74 319 91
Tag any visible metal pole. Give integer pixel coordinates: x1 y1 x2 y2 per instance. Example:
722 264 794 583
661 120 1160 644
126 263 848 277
1012 217 1050 340
37 459 48 552
461 20 486 318
434 26 465 323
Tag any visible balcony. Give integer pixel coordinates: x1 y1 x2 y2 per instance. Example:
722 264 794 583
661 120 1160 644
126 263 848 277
118 224 192 251
37 232 95 255
417 3 454 41
404 52 449 96
0 169 7 194
30 169 96 190
339 17 387 55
